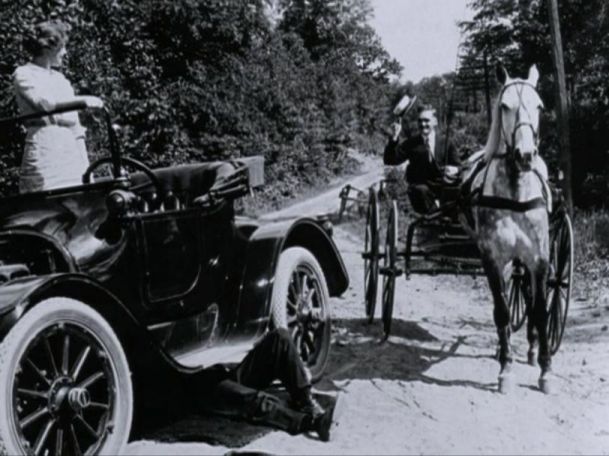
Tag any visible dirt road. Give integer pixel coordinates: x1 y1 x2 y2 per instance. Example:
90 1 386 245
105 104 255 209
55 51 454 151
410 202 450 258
128 157 609 455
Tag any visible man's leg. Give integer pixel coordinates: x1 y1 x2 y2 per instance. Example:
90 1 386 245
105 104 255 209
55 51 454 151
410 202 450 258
203 379 309 436
233 329 343 440
408 184 437 213
232 328 311 400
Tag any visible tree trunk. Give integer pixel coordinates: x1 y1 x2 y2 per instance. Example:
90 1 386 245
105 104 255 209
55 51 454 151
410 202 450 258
546 0 573 215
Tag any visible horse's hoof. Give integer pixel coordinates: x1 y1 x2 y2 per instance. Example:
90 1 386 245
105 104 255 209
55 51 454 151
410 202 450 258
498 373 515 394
527 351 537 366
538 375 554 394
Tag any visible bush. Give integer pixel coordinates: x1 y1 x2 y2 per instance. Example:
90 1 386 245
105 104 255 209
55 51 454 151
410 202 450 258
0 0 399 202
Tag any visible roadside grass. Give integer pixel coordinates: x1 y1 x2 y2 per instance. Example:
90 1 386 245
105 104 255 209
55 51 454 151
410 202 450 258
571 209 609 307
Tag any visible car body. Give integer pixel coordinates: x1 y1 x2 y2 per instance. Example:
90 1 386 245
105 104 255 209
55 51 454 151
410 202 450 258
0 104 348 455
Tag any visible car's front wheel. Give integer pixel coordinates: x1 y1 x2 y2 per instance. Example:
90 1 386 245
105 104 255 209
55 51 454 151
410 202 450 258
0 297 133 455
271 247 331 382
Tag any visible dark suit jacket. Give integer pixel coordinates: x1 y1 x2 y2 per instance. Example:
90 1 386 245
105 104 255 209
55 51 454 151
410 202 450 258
384 133 461 185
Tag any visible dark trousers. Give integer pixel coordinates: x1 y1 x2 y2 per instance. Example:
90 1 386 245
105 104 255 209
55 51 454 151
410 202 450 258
198 328 311 434
408 184 438 213
408 182 462 214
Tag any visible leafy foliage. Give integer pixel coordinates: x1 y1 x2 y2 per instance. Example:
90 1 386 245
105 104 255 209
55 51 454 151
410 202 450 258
0 0 400 200
459 0 609 207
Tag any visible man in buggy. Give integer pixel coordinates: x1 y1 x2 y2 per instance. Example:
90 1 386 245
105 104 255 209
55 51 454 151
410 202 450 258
384 99 462 214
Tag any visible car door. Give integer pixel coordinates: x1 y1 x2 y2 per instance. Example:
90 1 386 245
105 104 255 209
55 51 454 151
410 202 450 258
133 209 202 306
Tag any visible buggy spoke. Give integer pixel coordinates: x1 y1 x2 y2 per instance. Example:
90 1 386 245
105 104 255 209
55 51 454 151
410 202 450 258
78 371 104 389
70 346 91 381
33 418 54 456
20 406 49 429
62 334 70 376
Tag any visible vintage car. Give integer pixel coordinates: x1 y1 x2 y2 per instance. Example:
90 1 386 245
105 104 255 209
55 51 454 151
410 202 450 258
0 102 349 455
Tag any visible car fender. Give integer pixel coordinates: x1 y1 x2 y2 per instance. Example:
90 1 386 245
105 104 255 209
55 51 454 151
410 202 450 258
236 217 349 334
0 228 77 273
0 274 201 379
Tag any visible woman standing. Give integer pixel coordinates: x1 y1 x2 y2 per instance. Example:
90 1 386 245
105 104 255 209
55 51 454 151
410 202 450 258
13 20 103 193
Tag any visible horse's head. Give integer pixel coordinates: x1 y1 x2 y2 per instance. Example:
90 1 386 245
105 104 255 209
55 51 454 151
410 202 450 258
496 64 544 172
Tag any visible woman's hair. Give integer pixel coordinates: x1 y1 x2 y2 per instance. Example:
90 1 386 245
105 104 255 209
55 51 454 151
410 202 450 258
23 20 70 57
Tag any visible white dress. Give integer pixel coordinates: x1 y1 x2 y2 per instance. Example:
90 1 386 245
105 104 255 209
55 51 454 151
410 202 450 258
13 63 90 193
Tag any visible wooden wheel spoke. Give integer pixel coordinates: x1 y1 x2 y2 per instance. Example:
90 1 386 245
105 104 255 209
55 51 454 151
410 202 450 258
20 406 49 429
78 371 104 389
89 401 110 410
76 414 100 439
292 273 302 296
70 423 82 456
43 337 59 378
287 313 298 325
25 359 51 386
70 346 91 381
55 428 64 456
33 418 54 456
18 388 48 400
62 334 70 376
289 280 299 301
305 288 316 306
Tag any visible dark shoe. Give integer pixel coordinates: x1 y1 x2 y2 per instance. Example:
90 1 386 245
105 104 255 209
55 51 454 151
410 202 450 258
313 393 345 442
292 393 325 419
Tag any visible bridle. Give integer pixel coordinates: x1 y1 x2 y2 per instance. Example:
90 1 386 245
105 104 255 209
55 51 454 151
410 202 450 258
497 80 541 162
469 79 549 213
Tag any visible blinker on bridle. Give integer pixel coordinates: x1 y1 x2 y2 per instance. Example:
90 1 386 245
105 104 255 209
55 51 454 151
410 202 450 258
498 80 541 159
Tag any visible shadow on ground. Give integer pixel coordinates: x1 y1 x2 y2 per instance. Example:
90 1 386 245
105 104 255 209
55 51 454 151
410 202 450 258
133 317 496 449
132 386 337 449
324 318 496 392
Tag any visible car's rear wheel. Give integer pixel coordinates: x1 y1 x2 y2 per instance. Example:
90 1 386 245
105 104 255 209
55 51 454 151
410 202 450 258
0 297 133 456
271 247 331 382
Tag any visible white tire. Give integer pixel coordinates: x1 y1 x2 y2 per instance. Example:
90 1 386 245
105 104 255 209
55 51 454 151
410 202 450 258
0 297 133 455
270 247 331 381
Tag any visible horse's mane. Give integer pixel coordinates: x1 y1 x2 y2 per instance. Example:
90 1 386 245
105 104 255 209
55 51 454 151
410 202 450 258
482 92 504 162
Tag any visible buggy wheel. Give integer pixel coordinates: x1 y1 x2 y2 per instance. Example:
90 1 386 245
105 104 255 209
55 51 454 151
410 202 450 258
381 200 400 339
271 247 331 382
363 188 380 323
547 211 573 355
0 298 133 456
508 263 528 332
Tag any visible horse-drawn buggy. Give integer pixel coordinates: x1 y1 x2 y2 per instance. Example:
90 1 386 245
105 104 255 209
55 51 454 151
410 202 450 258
343 64 574 394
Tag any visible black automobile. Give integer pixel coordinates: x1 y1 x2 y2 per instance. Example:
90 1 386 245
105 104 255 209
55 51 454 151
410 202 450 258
0 102 349 455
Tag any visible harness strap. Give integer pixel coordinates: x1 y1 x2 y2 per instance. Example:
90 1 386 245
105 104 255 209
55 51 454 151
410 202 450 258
474 194 546 212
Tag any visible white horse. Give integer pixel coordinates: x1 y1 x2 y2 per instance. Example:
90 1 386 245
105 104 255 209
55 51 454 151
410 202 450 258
462 64 554 394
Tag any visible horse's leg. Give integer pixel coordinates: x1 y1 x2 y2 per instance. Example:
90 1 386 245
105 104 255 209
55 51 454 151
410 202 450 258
524 270 537 365
532 259 553 393
481 255 514 393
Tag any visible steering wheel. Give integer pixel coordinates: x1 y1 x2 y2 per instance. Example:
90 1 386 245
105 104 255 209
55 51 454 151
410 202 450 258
82 156 163 196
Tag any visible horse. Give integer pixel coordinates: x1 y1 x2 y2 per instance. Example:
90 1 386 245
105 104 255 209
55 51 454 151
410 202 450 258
462 64 553 394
